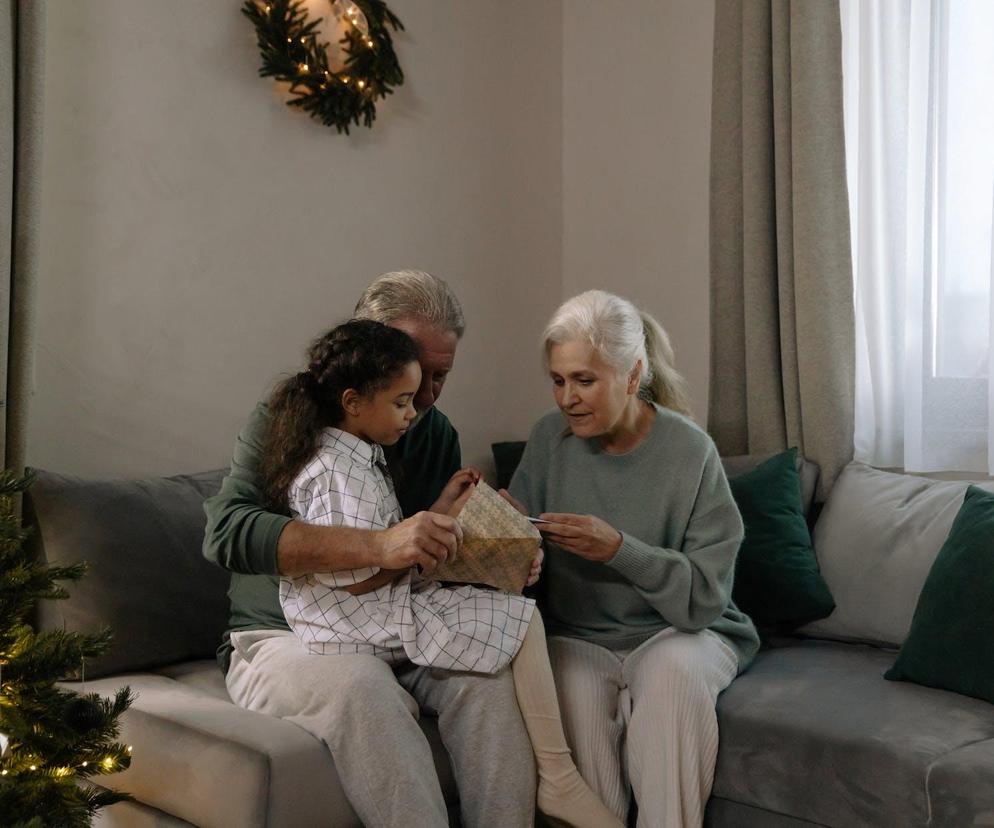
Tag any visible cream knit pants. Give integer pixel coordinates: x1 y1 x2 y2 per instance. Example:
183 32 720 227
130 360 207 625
547 628 738 828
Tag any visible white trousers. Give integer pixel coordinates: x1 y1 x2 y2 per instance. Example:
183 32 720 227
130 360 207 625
226 629 535 828
547 628 738 828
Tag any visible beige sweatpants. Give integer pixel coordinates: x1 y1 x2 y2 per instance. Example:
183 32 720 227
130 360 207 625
547 627 738 828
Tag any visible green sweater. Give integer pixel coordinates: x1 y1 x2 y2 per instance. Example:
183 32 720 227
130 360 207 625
202 402 462 672
509 405 759 672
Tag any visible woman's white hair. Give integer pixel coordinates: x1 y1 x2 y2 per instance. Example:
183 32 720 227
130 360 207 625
354 270 465 338
542 290 692 416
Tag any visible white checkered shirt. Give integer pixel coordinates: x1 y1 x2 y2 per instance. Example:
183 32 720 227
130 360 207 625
280 427 534 672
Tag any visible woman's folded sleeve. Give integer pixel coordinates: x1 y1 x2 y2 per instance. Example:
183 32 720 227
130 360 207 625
606 447 743 631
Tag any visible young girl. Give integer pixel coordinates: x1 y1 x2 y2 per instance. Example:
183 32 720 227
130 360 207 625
259 319 621 828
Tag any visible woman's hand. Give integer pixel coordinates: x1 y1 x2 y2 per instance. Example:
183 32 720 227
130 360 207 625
431 467 482 516
537 513 623 562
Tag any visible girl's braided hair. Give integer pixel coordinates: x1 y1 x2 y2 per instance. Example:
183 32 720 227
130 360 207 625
259 319 420 512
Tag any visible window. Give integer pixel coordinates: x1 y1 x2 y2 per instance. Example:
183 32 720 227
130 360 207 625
842 0 994 473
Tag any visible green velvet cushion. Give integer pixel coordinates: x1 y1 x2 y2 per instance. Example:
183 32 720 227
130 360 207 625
885 486 994 703
728 448 835 627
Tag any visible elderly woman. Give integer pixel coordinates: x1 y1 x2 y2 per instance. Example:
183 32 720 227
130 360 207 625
507 290 759 828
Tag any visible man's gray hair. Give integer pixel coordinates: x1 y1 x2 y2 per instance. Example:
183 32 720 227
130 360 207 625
354 270 466 338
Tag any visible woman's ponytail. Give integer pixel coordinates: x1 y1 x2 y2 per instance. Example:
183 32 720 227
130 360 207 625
638 310 692 417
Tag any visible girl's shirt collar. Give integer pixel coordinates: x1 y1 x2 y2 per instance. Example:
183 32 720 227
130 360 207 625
320 427 386 469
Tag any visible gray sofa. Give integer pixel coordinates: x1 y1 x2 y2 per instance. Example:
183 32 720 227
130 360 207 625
29 459 994 827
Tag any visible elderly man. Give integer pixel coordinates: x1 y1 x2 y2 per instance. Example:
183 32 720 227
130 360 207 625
203 271 535 827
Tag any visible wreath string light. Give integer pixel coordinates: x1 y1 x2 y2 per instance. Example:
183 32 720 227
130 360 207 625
242 0 404 133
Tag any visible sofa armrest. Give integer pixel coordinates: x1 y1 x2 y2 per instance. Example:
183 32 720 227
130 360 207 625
67 673 355 828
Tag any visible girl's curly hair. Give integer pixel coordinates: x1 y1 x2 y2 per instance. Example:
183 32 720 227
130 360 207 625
259 319 419 511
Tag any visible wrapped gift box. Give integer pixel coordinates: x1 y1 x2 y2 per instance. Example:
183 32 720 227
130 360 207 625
430 481 541 594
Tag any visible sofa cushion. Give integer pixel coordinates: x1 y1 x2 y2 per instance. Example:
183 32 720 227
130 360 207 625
885 486 994 704
713 640 994 827
720 450 820 517
727 449 834 628
29 469 231 678
926 738 994 828
71 661 457 828
800 463 994 647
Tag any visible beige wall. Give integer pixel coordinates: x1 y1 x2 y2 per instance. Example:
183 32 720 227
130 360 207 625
30 0 564 478
562 0 715 420
29 0 716 479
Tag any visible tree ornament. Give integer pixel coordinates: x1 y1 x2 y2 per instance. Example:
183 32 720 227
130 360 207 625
64 695 106 734
242 0 405 133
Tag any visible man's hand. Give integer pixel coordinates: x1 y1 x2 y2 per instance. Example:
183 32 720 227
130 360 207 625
372 511 463 574
431 468 481 516
536 513 623 562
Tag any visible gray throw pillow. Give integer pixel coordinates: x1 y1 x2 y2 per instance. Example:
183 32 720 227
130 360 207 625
27 468 230 678
799 462 994 648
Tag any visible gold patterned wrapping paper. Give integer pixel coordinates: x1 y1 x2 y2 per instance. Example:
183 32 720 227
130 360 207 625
429 481 541 594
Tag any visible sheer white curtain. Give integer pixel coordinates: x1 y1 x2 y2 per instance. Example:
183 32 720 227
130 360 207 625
842 0 994 474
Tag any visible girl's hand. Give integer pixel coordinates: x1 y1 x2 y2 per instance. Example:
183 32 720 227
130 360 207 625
536 513 623 562
525 547 544 587
431 467 482 516
499 490 543 586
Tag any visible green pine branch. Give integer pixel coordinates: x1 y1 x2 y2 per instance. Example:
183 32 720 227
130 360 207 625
242 0 405 133
0 471 134 825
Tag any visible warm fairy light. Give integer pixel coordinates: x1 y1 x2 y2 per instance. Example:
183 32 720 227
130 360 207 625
299 63 309 73
54 767 72 777
1 770 7 776
366 39 374 47
81 761 88 767
29 765 36 771
357 80 365 89
101 756 115 770
126 746 133 754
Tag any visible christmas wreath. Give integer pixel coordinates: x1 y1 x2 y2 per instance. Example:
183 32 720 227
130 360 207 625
242 0 404 133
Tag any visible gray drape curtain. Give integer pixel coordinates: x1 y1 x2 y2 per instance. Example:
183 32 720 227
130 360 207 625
1 0 44 475
708 0 855 499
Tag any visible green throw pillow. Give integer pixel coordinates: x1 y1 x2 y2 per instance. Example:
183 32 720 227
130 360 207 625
885 485 994 703
728 448 835 627
492 441 527 492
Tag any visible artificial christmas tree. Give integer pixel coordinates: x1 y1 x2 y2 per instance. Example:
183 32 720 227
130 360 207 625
0 471 133 826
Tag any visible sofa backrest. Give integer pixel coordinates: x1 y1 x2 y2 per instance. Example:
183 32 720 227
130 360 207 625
27 468 230 678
